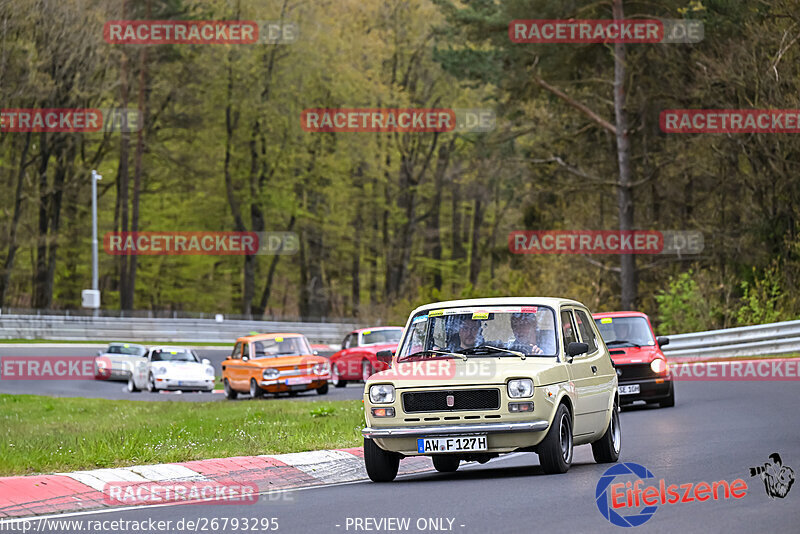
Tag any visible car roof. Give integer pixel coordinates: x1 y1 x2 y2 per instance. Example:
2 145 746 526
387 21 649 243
109 342 145 348
236 333 306 343
352 326 403 334
591 311 650 319
408 297 586 316
149 346 192 352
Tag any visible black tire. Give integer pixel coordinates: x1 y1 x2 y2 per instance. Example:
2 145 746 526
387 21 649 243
127 377 139 393
538 403 573 474
224 379 238 400
364 437 400 482
288 391 299 397
432 455 460 473
592 403 621 464
316 383 329 395
147 373 156 393
332 363 348 388
659 383 675 408
249 378 263 399
361 360 373 382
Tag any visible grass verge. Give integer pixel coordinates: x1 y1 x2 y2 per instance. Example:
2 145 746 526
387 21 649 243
0 394 364 476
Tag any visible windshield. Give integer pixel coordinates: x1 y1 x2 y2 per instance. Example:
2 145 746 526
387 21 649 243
362 329 402 346
150 349 198 362
397 305 557 361
594 317 655 347
252 336 311 358
107 344 146 356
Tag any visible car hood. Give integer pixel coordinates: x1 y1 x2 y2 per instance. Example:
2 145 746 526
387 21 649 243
97 354 144 366
369 357 569 389
606 345 663 364
244 354 328 368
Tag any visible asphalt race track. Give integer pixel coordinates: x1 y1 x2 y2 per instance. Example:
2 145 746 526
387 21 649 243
0 345 364 402
9 380 799 534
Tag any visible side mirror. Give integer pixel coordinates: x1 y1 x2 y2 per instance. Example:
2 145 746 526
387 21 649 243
567 342 589 359
657 336 669 347
97 350 103 356
242 356 249 362
376 349 393 368
313 350 319 356
202 358 211 366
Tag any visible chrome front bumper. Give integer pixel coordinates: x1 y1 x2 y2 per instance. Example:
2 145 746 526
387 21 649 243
362 420 549 439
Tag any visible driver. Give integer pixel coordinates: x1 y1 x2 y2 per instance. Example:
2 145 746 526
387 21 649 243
447 316 484 351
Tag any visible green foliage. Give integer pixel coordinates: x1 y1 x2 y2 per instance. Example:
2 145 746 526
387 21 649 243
736 264 784 326
654 271 714 334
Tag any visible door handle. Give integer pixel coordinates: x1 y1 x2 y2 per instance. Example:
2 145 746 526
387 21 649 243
591 365 597 374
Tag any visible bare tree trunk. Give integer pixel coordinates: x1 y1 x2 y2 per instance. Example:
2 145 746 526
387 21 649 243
613 0 636 309
469 198 484 287
257 215 295 315
117 1 131 310
0 133 31 306
33 133 51 308
127 0 151 310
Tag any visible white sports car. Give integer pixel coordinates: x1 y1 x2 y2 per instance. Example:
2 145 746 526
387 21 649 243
94 342 148 381
128 346 215 393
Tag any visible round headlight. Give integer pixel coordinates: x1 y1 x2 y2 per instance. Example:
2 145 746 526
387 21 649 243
650 358 667 374
312 363 330 375
507 378 533 398
205 366 215 377
96 359 107 368
263 368 280 379
369 384 395 404
154 366 167 375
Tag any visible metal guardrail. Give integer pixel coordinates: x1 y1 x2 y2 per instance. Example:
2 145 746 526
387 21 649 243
0 313 360 345
661 319 800 360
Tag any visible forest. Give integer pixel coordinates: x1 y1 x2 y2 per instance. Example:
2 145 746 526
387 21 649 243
1 0 798 334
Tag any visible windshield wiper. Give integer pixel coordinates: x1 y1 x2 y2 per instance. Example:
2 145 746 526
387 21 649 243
606 340 641 348
459 344 526 360
399 349 467 362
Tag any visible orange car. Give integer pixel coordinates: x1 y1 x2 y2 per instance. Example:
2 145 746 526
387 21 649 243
221 333 330 399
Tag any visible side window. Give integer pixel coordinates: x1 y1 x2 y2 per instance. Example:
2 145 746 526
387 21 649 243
574 310 598 353
231 342 242 359
346 334 358 349
341 335 350 350
560 310 578 349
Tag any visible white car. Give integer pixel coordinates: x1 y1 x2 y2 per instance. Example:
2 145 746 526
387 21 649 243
128 346 215 393
94 342 148 381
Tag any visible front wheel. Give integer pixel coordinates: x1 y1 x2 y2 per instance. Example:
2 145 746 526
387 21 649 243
127 377 139 393
432 455 460 473
331 364 348 388
361 360 373 382
249 378 263 399
592 403 621 464
224 378 238 400
538 403 573 474
659 383 675 408
147 373 156 393
364 437 400 482
316 383 329 395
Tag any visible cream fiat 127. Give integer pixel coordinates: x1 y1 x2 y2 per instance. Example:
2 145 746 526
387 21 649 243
362 297 621 481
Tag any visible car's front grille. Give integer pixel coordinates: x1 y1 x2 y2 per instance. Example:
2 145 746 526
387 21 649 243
402 388 500 413
616 363 655 381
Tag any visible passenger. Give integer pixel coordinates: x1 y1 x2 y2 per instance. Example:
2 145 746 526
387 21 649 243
507 312 552 355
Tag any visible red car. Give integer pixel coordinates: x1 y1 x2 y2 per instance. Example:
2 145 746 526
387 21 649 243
592 311 675 408
329 327 403 387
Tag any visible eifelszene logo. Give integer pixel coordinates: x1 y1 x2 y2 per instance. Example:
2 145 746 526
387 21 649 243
595 462 748 527
749 453 795 499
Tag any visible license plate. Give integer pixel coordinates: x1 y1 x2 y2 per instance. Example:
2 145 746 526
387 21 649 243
417 436 487 454
286 377 311 386
619 384 640 395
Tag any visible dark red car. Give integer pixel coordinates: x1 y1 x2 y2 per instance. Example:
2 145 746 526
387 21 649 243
592 311 675 408
329 327 403 387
